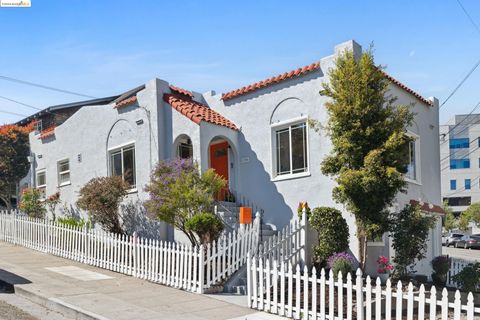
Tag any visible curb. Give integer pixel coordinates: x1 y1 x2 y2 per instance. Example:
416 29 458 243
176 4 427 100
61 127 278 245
12 285 110 320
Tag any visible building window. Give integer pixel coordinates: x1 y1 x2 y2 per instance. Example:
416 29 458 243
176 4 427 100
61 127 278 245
273 121 308 177
465 179 471 190
450 179 457 190
443 196 471 207
34 119 43 133
450 158 470 169
36 170 46 199
449 138 469 149
177 138 193 159
406 139 417 180
110 145 136 188
57 159 70 186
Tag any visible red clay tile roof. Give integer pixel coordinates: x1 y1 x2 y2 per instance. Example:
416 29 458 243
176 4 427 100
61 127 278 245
164 94 238 131
410 200 445 215
221 62 321 100
40 127 55 139
381 71 433 106
169 85 193 98
115 95 137 109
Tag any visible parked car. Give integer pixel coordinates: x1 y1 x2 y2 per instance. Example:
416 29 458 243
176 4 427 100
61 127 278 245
455 235 480 249
442 232 464 246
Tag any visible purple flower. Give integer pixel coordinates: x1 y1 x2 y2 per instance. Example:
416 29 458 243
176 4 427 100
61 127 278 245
327 252 356 269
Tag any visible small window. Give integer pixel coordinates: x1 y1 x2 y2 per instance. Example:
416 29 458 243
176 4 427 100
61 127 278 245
449 138 469 149
176 137 193 159
36 170 46 199
450 158 470 169
450 179 457 190
110 145 136 188
57 159 70 186
274 121 308 177
406 139 417 180
34 119 43 133
465 179 471 190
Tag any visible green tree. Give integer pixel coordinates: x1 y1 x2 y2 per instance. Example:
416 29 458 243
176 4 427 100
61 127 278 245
442 201 457 232
308 207 349 267
459 203 480 232
77 176 129 234
145 158 225 246
390 204 436 278
0 124 33 210
19 188 46 218
319 48 414 269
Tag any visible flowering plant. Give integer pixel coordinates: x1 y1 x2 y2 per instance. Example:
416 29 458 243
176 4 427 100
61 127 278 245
297 201 311 218
377 255 394 274
327 252 356 269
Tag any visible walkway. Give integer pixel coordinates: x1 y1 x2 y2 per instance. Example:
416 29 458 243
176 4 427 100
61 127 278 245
0 242 280 320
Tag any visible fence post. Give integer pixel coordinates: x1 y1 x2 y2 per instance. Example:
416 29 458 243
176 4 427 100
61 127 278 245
198 245 204 294
299 207 307 268
247 252 252 308
254 211 261 254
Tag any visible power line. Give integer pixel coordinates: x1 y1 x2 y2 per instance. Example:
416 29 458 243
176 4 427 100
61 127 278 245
439 58 480 109
456 0 480 35
0 109 29 118
0 75 96 99
0 95 42 111
439 0 480 110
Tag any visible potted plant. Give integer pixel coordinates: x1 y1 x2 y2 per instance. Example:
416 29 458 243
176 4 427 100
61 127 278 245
377 255 394 283
431 255 450 288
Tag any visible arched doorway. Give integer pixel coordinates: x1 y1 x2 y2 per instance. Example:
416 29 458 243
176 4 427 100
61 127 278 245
208 136 237 201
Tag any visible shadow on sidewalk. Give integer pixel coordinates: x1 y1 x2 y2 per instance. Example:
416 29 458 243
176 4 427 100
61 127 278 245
0 270 31 294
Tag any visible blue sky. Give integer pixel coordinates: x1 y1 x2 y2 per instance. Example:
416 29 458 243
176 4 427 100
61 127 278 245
0 0 479 124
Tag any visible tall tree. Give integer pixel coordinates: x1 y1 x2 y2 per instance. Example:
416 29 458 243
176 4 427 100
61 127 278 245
0 124 32 210
319 48 414 269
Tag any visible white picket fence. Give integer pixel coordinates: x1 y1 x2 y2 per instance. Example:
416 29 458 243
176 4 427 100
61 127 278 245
258 215 304 266
247 256 480 320
0 211 260 293
447 258 472 289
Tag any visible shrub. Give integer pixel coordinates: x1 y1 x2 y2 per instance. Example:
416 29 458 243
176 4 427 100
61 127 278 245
45 192 60 221
144 158 225 246
77 176 129 234
431 255 450 287
57 216 91 229
185 212 224 244
328 252 355 280
309 207 349 266
19 188 46 218
452 262 480 292
389 204 436 279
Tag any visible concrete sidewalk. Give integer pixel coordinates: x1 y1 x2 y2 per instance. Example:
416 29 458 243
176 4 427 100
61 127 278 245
0 242 283 320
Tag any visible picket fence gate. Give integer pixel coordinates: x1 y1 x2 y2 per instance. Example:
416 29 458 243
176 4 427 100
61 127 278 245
258 216 304 266
247 256 480 320
0 211 260 293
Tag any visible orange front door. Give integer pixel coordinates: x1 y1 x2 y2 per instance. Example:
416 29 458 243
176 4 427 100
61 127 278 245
209 141 229 200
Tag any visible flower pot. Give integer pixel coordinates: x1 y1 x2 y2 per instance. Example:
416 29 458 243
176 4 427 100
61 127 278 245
378 273 390 284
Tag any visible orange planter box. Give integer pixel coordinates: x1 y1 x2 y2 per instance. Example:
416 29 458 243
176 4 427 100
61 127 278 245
239 207 252 224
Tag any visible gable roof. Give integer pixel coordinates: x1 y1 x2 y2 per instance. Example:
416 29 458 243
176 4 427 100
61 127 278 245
163 94 238 131
222 62 321 101
381 71 433 106
221 60 432 106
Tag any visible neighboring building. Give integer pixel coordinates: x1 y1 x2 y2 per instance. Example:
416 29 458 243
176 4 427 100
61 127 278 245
440 114 480 229
18 40 442 275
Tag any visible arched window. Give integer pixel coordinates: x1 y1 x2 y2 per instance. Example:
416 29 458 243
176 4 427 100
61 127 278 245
177 136 193 159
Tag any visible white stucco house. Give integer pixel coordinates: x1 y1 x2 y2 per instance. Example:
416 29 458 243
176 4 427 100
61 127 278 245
17 40 443 276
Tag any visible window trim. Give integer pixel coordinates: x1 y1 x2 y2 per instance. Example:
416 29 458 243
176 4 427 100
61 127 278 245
108 142 137 191
405 131 421 185
56 158 71 187
36 169 46 200
271 116 310 181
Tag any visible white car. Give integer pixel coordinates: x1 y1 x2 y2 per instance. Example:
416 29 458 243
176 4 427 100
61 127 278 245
442 232 464 247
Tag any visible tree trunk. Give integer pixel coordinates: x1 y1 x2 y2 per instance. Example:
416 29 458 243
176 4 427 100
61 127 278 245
357 225 368 271
0 194 12 211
